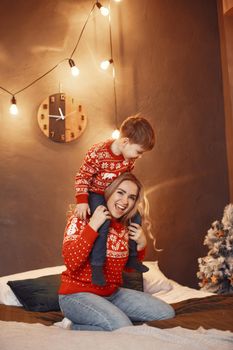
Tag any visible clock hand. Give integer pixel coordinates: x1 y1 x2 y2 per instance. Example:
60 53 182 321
49 110 75 120
58 107 65 120
49 114 65 121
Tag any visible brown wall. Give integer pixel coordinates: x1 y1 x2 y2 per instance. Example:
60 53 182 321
0 0 229 288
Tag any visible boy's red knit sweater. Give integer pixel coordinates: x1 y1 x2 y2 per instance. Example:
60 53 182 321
75 139 135 204
58 215 145 296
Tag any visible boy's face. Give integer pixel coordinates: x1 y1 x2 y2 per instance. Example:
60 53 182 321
121 139 146 160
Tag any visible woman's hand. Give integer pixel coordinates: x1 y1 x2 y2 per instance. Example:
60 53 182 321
89 205 111 232
128 223 147 251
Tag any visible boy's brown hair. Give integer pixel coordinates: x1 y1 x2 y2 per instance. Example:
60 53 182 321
119 115 155 151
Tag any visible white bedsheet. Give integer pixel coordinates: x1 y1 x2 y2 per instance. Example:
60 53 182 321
153 279 214 304
0 321 232 350
0 276 230 350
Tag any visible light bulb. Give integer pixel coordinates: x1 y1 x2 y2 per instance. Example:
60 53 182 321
9 96 18 115
100 58 113 70
96 2 109 16
100 6 109 16
68 58 80 77
71 66 80 76
112 129 120 139
114 0 122 2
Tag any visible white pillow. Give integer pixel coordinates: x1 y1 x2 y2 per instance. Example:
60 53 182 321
0 265 65 306
143 261 172 294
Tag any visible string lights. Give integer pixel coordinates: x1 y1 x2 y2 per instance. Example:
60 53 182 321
96 1 109 16
9 96 18 116
112 129 120 139
0 0 122 124
100 58 113 70
68 59 80 77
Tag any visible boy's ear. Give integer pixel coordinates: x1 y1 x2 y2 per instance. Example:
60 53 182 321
121 137 129 145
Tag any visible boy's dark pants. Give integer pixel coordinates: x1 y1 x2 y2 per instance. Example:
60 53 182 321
89 192 148 285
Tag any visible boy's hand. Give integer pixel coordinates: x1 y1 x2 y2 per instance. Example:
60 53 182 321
74 203 91 220
89 205 111 232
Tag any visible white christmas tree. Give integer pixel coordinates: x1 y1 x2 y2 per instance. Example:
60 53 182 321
197 203 233 294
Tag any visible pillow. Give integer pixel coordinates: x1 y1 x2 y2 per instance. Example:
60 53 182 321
1 262 170 307
5 270 143 312
7 274 61 312
143 261 172 294
0 262 169 308
0 265 65 306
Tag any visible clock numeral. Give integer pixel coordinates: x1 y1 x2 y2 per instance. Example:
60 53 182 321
41 114 45 120
61 134 65 141
60 94 65 101
79 105 82 112
78 126 82 131
50 96 55 103
43 104 48 109
50 131 55 138
81 115 85 121
43 124 47 130
70 132 75 138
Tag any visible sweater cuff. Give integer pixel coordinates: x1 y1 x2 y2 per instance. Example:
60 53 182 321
81 224 99 244
76 193 89 204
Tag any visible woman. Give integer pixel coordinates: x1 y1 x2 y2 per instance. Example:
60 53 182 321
58 173 174 331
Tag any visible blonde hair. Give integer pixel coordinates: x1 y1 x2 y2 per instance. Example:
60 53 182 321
67 173 158 251
120 115 155 151
105 172 158 251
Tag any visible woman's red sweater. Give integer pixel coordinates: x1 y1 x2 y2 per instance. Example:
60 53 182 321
59 215 145 296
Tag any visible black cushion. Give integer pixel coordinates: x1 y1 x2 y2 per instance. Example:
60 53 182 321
7 274 61 312
7 271 143 312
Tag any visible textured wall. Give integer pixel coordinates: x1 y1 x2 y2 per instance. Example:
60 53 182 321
0 0 229 288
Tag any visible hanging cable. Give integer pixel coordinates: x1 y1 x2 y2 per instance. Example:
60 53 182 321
0 0 122 118
0 86 12 95
70 1 96 58
14 58 68 96
0 1 97 99
107 0 119 137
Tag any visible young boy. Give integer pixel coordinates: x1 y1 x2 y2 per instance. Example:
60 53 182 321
74 115 155 286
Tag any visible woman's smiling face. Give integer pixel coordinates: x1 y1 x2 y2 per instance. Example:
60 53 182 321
106 180 139 219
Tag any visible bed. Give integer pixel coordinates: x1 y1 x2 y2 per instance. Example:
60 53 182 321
0 261 232 350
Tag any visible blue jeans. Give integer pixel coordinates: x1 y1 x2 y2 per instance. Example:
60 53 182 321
59 288 175 331
89 192 140 265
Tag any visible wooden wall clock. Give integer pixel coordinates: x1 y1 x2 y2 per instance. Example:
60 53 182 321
37 93 87 143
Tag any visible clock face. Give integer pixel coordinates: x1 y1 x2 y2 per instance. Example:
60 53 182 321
37 93 87 143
